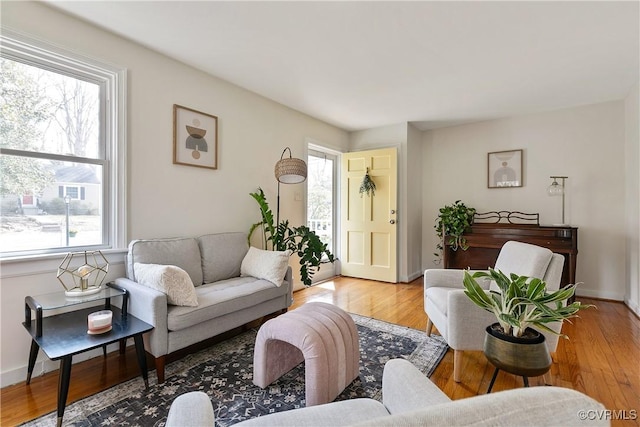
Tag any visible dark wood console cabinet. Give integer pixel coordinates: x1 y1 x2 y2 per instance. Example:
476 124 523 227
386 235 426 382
443 223 578 294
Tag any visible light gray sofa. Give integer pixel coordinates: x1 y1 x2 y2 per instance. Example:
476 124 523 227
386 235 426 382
166 359 608 426
114 232 293 383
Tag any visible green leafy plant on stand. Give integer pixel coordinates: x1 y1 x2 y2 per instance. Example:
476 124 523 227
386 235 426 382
248 188 334 287
462 268 593 338
433 200 476 261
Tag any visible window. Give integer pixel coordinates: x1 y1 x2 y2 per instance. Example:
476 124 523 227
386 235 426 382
0 31 125 258
64 187 79 200
307 147 338 257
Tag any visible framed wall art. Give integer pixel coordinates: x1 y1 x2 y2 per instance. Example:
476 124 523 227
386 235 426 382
173 104 218 169
487 149 522 188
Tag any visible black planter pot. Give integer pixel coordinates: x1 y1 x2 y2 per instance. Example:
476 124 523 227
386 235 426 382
483 323 552 378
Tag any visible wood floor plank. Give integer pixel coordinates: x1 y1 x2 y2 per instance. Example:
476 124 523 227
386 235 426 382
2 277 639 427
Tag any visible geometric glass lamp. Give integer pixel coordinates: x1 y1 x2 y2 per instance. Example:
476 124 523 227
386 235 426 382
57 250 109 297
547 176 568 225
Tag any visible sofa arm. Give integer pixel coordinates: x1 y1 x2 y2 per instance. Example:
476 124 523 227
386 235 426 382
382 358 450 414
360 386 608 426
424 269 490 291
114 277 169 356
424 269 465 291
166 392 215 427
284 266 294 307
446 289 496 350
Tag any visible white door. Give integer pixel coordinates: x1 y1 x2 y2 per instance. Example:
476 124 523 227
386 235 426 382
340 147 397 283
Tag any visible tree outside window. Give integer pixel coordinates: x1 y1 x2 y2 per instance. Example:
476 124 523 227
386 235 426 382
1 55 104 254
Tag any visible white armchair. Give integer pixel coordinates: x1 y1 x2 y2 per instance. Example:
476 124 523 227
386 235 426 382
424 241 565 382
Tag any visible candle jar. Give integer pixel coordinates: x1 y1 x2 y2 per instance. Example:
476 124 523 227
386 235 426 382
88 310 112 334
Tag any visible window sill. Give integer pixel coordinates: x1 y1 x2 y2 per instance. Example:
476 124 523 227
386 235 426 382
0 248 127 279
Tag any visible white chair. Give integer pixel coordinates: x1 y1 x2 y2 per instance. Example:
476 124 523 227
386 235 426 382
424 240 565 382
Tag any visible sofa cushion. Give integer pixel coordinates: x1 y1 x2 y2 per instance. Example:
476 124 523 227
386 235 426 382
492 241 552 291
128 237 203 286
167 277 287 331
240 246 291 287
134 263 198 307
198 232 249 283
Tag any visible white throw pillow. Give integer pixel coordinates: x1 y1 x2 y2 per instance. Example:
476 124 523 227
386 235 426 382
240 247 291 287
133 263 198 306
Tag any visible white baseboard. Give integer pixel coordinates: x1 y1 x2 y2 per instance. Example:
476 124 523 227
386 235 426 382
575 288 624 301
399 270 423 283
624 297 640 317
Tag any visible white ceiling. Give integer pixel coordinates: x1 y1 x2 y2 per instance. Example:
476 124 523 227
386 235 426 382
45 1 639 131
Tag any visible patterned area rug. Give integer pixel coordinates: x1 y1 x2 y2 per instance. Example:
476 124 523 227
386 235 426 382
23 314 448 427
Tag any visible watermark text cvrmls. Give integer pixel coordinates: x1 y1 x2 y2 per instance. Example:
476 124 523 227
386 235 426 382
578 409 637 421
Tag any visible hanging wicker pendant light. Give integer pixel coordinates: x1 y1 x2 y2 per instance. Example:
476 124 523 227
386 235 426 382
275 147 307 184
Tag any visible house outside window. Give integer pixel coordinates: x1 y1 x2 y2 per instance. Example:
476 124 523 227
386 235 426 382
0 31 126 258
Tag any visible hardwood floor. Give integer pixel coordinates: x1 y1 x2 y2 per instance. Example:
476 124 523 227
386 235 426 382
2 276 639 426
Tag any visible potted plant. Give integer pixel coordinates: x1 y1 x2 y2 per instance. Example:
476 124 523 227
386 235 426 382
463 268 593 379
248 188 334 287
433 200 475 261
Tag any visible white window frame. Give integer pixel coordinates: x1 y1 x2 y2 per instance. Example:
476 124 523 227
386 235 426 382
306 141 341 283
0 29 126 262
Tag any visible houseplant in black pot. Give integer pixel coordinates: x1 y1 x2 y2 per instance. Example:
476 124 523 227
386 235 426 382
462 268 592 388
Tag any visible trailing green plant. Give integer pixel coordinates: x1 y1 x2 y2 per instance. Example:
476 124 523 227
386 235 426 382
433 200 476 260
248 188 334 287
462 268 593 338
359 168 376 197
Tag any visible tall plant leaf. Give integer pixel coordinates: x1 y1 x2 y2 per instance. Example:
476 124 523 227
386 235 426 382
248 188 334 286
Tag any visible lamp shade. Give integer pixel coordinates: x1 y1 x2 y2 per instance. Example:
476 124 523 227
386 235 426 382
547 176 567 196
275 148 307 183
547 180 564 196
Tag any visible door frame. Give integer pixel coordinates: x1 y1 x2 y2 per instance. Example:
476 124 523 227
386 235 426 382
339 146 398 283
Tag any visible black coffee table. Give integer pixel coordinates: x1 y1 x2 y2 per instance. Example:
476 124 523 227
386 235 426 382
23 285 153 427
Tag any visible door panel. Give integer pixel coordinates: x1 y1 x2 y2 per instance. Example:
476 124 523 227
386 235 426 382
347 231 365 264
347 177 364 221
371 232 390 267
340 147 397 282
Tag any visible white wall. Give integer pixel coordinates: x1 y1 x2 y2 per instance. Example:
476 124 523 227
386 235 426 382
422 101 627 301
406 123 423 281
624 82 640 316
0 1 348 386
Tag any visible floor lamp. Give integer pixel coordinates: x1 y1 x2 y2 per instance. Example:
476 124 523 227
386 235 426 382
548 176 568 225
274 147 307 224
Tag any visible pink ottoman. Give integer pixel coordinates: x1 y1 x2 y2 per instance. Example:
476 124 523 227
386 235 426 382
252 302 360 406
